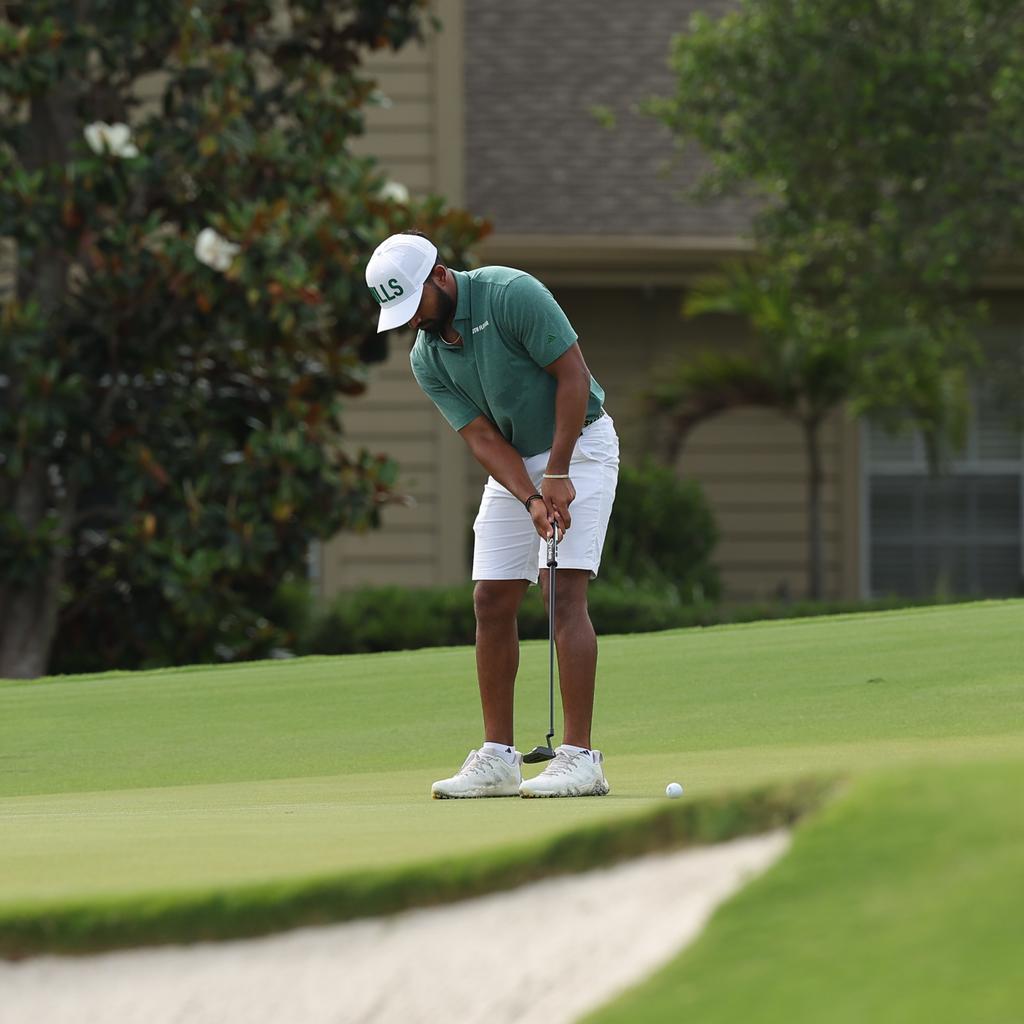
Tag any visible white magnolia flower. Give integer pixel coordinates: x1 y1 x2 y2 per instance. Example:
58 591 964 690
194 227 241 272
84 122 140 159
379 180 409 203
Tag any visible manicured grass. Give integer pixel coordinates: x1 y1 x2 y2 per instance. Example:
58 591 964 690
0 600 1021 958
585 759 1024 1024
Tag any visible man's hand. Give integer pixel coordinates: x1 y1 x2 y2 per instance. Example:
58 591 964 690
533 476 575 538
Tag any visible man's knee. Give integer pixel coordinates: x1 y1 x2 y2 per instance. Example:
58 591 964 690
474 580 528 626
542 568 590 616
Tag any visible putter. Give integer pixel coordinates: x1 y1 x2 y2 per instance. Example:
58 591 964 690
523 523 560 764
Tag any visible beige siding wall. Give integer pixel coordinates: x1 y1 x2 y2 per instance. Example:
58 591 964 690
348 35 437 194
682 408 854 601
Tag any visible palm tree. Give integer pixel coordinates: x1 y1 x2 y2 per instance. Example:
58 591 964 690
646 264 854 600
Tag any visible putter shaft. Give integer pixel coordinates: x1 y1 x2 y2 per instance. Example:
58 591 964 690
523 525 560 764
545 525 558 747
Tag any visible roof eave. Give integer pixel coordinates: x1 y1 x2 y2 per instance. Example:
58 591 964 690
475 233 1024 291
473 234 753 287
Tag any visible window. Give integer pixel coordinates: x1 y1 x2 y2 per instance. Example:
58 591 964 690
864 386 1023 598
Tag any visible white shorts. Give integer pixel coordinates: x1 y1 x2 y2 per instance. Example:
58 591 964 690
472 413 620 583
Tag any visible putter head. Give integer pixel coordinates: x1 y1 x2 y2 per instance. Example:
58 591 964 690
522 744 556 764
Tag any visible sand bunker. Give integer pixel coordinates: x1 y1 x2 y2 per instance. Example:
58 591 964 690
0 831 789 1024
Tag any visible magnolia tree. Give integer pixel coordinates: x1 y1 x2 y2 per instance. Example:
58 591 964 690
0 1 485 678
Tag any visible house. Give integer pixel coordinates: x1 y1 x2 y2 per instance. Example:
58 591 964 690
323 0 1024 604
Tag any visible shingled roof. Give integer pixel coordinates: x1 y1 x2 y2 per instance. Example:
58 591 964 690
464 1 758 239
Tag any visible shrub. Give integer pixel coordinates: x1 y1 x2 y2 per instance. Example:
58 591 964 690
600 460 720 600
296 583 972 657
300 585 477 655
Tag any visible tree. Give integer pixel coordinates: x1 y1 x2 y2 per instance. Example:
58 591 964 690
650 0 1024 442
0 1 487 678
645 262 969 599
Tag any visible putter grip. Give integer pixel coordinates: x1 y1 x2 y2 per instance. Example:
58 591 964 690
546 528 558 568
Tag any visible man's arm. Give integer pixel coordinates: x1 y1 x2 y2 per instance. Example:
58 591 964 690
538 342 592 532
459 416 554 538
542 342 591 475
458 415 536 502
496 275 592 534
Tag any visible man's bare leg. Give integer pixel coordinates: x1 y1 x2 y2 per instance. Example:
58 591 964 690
540 568 596 749
473 579 530 746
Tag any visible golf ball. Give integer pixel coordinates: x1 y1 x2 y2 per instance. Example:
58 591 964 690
666 782 683 799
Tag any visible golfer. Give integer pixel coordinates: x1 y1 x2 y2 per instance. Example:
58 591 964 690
365 232 619 798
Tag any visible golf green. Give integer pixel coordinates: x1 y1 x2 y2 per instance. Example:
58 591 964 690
586 758 1024 1024
1 600 1021 958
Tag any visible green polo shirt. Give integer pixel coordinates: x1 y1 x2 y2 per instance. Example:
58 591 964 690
409 267 605 457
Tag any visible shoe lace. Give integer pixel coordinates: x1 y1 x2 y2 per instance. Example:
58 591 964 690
460 750 502 777
541 750 583 777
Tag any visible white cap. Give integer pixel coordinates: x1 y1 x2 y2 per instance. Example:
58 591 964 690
365 234 438 332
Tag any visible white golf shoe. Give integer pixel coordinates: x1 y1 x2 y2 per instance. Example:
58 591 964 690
431 748 523 799
519 746 610 798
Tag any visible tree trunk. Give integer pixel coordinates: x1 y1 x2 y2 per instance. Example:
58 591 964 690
0 76 82 678
657 412 699 468
0 469 75 679
0 466 74 679
802 417 825 601
0 569 67 679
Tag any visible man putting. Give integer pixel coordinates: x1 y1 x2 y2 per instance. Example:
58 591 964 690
365 232 619 798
